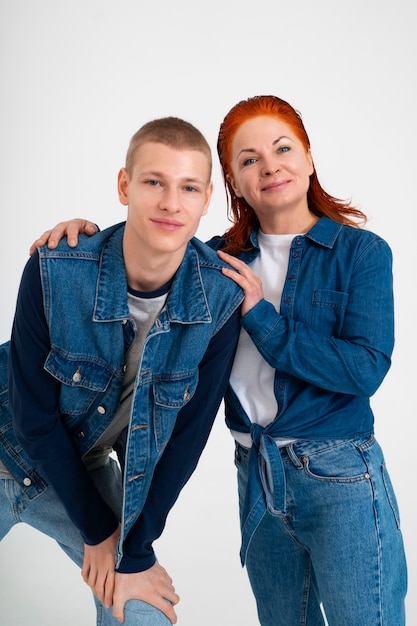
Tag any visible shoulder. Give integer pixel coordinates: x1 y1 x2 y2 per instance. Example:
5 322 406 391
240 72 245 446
38 222 125 258
187 237 244 304
189 237 243 290
310 218 392 257
205 234 227 251
338 224 392 255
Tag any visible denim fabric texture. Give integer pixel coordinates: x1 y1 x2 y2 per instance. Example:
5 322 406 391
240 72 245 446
209 217 397 564
235 438 407 625
1 223 243 572
0 458 171 625
208 217 407 623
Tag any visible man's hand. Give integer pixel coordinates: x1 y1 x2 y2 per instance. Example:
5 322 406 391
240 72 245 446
29 218 97 255
112 563 180 624
82 525 120 609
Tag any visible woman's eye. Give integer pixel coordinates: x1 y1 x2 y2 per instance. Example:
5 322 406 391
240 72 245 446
242 157 257 167
278 146 290 154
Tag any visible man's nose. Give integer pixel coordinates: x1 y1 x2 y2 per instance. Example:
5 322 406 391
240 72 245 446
158 187 180 211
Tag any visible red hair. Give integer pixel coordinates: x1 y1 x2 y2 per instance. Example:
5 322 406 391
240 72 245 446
217 95 366 255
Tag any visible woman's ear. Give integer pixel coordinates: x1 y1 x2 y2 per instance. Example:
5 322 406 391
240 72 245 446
226 173 243 198
306 150 314 176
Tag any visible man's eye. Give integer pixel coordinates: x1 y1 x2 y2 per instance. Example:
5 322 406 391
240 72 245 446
184 185 198 192
147 180 160 186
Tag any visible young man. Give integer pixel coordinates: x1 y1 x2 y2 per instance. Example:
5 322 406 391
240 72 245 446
0 117 243 625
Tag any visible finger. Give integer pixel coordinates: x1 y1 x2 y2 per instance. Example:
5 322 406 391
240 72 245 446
65 220 97 246
112 595 125 623
29 230 53 255
84 221 99 235
221 266 247 287
160 600 178 624
103 570 116 609
217 249 239 265
47 222 77 248
217 250 252 275
83 564 98 590
81 562 90 584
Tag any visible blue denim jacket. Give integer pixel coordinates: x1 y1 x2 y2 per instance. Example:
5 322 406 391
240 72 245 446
3 223 243 570
208 216 394 563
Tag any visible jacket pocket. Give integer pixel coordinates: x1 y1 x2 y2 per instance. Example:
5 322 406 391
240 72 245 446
311 289 349 335
153 372 198 450
44 349 118 417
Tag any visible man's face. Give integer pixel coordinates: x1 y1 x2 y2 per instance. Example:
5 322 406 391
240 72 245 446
119 141 212 260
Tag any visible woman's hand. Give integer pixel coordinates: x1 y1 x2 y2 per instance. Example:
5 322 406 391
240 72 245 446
217 250 264 316
29 218 98 255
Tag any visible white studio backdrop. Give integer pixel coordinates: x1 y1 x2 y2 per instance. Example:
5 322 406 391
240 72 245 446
0 1 415 624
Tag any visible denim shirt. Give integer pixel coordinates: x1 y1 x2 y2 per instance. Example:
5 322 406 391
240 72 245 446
208 216 394 564
3 223 243 571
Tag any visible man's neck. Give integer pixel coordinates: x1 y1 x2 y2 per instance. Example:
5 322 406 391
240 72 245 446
123 237 184 292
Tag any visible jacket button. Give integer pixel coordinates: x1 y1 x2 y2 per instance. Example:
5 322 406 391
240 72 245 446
23 477 32 487
97 406 106 415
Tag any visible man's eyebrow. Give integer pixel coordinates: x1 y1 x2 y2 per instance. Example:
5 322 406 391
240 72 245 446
141 170 206 184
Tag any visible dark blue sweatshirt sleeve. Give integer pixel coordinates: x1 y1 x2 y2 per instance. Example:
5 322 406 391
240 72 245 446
9 252 119 544
117 308 241 573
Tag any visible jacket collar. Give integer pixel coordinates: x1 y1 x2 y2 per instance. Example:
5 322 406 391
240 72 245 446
94 225 211 323
248 216 343 251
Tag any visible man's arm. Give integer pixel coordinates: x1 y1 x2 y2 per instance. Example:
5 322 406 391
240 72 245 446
109 309 241 622
9 252 119 544
8 251 124 609
118 309 240 573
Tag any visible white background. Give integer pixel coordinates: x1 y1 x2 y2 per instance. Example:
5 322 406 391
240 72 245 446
0 1 415 624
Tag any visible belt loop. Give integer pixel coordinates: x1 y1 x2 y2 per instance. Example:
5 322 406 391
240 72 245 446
259 434 286 514
286 443 303 468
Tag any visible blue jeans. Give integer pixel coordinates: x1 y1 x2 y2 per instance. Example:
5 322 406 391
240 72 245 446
0 458 170 626
235 436 407 626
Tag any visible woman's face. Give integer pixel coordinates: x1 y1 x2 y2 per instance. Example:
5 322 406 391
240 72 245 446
228 115 314 230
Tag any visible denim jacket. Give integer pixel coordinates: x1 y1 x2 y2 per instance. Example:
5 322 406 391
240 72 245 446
208 216 394 564
2 223 243 571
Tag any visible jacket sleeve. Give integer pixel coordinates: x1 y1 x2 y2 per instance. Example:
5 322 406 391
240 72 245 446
9 252 119 544
241 237 394 397
117 308 241 573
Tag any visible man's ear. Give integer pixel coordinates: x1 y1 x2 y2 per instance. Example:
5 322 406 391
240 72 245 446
117 168 129 205
202 181 213 217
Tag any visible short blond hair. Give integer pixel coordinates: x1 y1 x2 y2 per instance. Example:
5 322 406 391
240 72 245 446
125 117 212 176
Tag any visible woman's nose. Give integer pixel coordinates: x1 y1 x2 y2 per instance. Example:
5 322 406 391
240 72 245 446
262 159 280 176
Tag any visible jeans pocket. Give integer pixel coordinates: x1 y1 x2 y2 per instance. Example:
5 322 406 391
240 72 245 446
380 462 401 529
300 439 371 483
234 441 250 467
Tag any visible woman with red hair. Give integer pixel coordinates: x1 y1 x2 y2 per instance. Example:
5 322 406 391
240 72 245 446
34 96 407 624
210 95 407 625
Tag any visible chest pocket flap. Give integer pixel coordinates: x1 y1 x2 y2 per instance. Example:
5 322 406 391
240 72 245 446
44 349 115 392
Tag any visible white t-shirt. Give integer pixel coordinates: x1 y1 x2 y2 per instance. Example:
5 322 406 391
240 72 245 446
230 231 298 448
